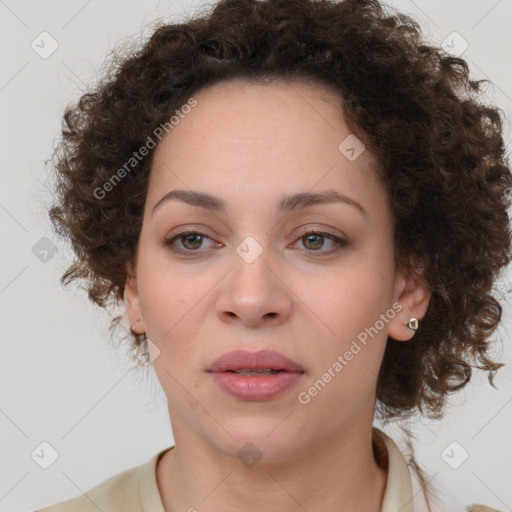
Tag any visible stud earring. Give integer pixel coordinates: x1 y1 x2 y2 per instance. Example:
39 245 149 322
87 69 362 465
407 317 419 330
130 318 141 333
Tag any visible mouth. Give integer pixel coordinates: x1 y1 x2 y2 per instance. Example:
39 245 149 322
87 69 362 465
207 349 305 374
223 369 294 376
206 349 305 401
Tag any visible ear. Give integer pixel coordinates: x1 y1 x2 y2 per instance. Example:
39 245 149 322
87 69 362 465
387 256 431 342
124 261 147 334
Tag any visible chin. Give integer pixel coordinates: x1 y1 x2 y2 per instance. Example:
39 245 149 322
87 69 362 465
204 417 306 463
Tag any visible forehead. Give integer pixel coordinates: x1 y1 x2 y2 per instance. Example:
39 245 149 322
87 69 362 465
161 78 349 149
147 78 385 217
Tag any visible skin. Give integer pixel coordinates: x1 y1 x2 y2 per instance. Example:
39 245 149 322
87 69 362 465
124 78 431 512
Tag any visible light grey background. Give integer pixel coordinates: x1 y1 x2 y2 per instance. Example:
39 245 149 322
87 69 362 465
1 1 511 511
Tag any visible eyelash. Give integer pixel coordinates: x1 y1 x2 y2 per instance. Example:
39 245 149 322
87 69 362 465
163 229 348 256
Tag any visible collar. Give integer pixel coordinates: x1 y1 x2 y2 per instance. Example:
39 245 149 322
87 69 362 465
373 427 414 512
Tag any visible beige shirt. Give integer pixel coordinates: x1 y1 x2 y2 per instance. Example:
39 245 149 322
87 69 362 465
34 428 498 512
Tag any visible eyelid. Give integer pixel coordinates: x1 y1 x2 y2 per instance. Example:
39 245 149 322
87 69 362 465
295 224 348 241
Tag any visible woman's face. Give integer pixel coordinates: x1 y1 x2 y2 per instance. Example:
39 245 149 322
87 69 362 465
125 78 427 460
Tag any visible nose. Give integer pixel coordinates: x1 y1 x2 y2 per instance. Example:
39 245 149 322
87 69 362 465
215 241 293 328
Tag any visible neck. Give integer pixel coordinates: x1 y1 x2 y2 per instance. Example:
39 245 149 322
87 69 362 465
156 419 388 512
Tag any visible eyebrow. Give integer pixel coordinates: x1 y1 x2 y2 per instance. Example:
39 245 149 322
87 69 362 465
151 188 366 217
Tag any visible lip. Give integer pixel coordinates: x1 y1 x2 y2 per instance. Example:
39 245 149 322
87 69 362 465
207 349 304 373
207 349 305 401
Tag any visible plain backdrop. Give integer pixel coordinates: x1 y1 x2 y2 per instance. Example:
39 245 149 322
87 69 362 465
1 1 511 511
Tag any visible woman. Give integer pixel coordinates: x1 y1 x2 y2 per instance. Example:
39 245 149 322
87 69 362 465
36 0 511 510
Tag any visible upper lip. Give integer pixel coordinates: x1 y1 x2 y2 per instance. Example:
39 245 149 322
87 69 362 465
207 349 304 373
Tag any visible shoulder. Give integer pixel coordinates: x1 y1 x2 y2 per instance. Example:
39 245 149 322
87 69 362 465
32 462 145 512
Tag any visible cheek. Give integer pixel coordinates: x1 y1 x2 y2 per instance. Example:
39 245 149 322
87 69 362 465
296 273 391 406
297 264 391 341
139 274 206 339
295 256 394 391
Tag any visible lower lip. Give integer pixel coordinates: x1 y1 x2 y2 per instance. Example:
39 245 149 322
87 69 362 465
210 371 304 401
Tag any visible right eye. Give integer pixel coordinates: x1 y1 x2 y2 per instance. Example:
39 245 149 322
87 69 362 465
163 231 219 254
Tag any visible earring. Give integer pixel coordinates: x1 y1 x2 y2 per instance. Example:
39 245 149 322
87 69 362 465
130 318 142 334
407 317 419 330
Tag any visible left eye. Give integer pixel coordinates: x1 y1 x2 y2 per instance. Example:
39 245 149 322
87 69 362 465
163 230 347 254
297 230 347 253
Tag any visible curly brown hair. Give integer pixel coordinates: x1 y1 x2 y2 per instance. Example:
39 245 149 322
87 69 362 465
48 0 512 423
